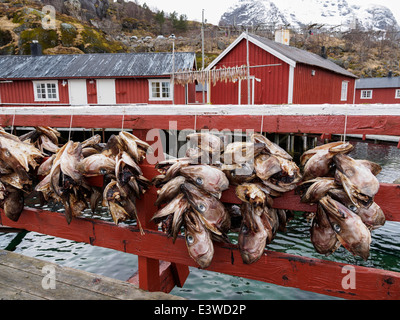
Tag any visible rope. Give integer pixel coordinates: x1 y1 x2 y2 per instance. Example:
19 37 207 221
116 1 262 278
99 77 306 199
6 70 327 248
10 109 16 134
121 107 126 132
260 114 264 135
343 105 348 142
68 109 74 141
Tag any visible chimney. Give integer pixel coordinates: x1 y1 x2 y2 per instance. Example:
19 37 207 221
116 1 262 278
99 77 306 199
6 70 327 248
30 40 42 56
321 46 327 59
274 29 290 46
388 71 393 78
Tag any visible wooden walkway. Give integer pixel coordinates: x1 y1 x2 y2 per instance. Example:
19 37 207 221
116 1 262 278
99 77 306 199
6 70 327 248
0 250 185 300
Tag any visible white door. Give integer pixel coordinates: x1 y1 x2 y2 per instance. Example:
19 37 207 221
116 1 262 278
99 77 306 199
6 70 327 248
68 79 87 105
97 79 116 105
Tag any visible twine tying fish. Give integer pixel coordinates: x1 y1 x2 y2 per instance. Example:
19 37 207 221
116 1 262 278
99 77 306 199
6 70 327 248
68 110 74 141
10 108 16 134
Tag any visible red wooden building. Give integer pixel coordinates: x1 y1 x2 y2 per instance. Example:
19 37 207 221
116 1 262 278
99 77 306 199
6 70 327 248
355 76 400 104
206 33 357 105
0 52 197 106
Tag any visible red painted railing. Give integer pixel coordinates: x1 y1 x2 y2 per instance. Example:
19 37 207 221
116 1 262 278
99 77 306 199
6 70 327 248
0 105 399 299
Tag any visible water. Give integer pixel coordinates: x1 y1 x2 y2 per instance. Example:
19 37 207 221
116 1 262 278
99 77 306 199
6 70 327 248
0 140 399 300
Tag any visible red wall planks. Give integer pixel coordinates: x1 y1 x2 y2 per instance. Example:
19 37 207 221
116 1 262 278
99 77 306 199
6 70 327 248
293 64 355 104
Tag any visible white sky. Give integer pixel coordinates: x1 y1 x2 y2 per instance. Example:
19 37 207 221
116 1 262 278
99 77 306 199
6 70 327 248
138 0 400 26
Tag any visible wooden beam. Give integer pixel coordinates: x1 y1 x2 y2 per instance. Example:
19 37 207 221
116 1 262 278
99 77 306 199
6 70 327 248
1 208 399 300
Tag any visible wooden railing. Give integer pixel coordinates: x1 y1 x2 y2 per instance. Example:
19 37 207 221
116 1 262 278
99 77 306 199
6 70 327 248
0 104 399 299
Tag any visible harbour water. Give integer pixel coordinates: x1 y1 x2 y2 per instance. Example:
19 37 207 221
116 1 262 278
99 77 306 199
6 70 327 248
0 139 399 300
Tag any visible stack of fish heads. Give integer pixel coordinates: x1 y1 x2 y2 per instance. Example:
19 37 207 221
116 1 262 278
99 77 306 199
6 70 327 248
222 133 298 264
35 140 90 224
35 130 151 228
0 127 45 221
98 131 151 231
152 132 231 269
298 141 384 260
235 182 293 264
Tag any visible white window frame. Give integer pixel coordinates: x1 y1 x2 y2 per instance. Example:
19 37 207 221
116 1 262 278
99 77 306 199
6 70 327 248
148 79 173 101
360 90 373 99
341 81 349 101
395 89 400 99
33 80 59 102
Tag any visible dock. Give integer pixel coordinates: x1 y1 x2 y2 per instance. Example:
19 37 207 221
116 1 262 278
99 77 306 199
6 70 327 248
0 249 184 300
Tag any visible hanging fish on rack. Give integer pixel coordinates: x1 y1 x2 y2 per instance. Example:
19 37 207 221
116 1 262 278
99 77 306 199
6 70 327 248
298 140 385 261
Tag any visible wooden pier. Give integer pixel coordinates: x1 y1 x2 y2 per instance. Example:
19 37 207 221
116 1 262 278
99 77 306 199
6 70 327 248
0 104 400 300
0 249 184 300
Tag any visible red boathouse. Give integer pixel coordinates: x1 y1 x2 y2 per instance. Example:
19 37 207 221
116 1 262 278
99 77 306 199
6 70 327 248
355 75 400 104
206 32 357 105
0 52 197 106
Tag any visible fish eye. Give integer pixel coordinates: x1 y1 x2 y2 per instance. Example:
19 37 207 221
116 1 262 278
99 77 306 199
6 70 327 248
198 203 206 212
349 205 357 212
196 177 203 185
333 224 341 233
186 234 194 245
241 225 248 233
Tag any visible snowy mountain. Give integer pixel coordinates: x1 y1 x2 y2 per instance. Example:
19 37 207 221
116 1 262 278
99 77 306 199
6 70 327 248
219 0 399 31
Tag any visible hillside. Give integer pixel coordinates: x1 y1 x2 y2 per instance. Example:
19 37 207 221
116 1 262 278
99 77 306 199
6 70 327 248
0 0 399 78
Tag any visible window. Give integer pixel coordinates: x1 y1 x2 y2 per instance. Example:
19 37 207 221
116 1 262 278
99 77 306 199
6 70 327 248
341 81 348 101
149 80 173 101
361 90 373 99
33 81 59 101
396 89 400 99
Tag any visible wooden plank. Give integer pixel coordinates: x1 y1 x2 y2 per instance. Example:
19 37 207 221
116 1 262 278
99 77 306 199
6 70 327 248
1 208 399 300
2 113 400 136
1 104 400 116
1 105 400 136
219 182 400 222
0 250 184 300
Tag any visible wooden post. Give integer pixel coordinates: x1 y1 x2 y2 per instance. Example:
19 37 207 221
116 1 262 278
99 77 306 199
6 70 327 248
131 128 190 292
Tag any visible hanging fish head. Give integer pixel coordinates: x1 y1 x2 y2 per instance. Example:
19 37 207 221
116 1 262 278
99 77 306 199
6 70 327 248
310 204 340 255
334 154 380 207
180 182 230 235
319 196 371 261
328 188 385 230
186 132 223 156
179 165 229 197
184 210 214 269
238 203 269 265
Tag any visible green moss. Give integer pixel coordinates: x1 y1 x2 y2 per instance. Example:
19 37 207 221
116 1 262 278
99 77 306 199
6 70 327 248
19 27 58 54
81 27 125 53
60 23 77 47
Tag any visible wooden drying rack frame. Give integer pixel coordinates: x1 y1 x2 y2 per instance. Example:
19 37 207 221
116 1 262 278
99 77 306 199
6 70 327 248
0 104 399 300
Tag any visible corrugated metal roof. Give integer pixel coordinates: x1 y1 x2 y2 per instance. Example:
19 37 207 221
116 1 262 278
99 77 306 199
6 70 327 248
0 52 196 80
250 34 357 78
356 77 400 89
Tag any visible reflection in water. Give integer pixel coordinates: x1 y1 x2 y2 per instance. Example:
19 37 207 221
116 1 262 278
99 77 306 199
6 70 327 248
0 140 399 300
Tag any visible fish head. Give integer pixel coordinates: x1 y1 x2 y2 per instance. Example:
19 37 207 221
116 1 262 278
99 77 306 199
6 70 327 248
251 133 293 160
179 165 229 196
238 203 268 264
334 154 380 200
319 196 371 260
335 170 375 208
180 182 230 234
186 132 223 155
184 210 214 268
310 204 340 255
